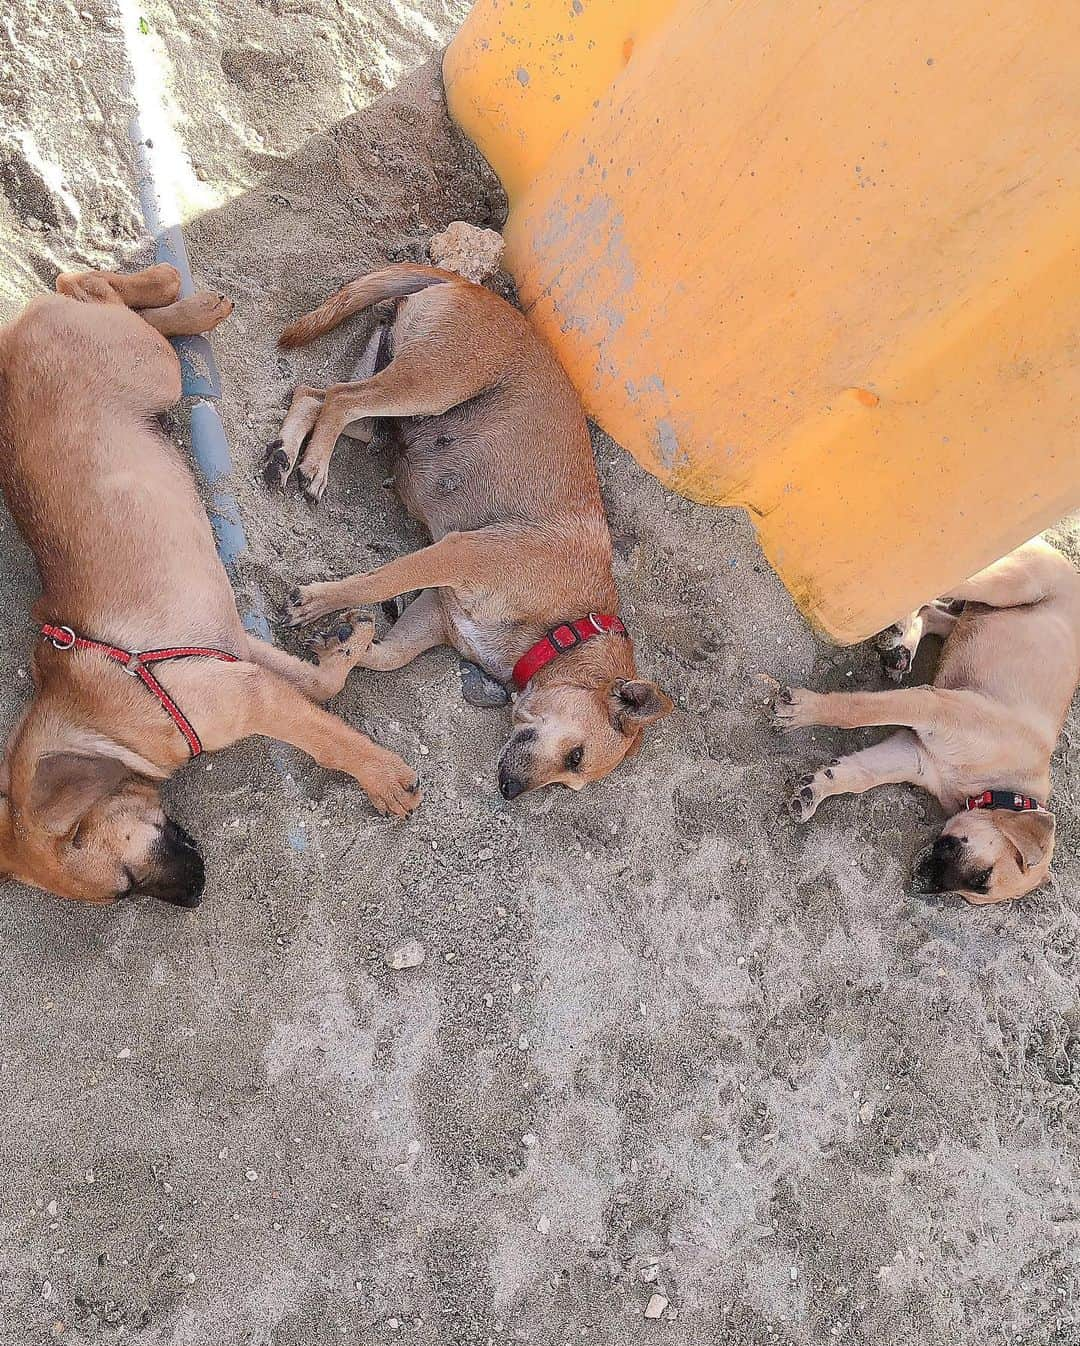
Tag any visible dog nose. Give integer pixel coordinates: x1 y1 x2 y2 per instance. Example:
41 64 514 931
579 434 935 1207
149 820 206 907
500 775 526 801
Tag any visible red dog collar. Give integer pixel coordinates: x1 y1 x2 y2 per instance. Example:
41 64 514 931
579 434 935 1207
41 623 239 758
511 613 628 691
965 789 1045 814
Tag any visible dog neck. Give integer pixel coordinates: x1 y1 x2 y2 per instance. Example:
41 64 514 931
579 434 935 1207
522 626 638 693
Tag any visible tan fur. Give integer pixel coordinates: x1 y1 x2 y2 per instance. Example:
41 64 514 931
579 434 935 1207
772 538 1080 904
271 265 673 796
0 265 418 908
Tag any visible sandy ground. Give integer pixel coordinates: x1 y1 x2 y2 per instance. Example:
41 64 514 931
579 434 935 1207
2 3 1080 1344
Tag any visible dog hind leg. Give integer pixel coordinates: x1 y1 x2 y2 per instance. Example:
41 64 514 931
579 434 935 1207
290 330 498 503
55 264 182 309
875 604 958 680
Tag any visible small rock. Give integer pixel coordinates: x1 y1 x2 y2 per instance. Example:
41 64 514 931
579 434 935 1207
644 1294 669 1319
245 1170 258 1182
385 939 425 970
640 1263 659 1283
521 1133 538 1148
536 1215 550 1235
859 1100 875 1124
46 1200 58 1218
428 221 504 284
115 1048 132 1060
460 659 509 707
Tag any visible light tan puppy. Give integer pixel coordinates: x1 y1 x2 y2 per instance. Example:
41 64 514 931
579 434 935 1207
0 265 418 909
266 264 673 798
773 538 1080 904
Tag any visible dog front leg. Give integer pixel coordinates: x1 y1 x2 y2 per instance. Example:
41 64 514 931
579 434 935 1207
284 529 527 626
244 628 375 703
227 666 420 817
772 684 964 734
263 385 326 488
787 731 925 821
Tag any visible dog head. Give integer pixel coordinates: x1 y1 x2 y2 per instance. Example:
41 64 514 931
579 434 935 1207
497 674 673 799
914 808 1056 905
0 751 204 907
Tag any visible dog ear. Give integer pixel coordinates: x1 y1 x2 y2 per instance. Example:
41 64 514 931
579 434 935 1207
611 679 674 728
623 731 644 760
996 810 1056 871
28 753 130 836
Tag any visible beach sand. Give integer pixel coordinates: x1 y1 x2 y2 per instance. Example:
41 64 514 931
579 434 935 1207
1 3 1078 1342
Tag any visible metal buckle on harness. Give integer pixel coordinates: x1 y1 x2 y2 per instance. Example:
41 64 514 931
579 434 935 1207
548 623 580 652
124 653 144 677
47 626 77 651
587 613 606 634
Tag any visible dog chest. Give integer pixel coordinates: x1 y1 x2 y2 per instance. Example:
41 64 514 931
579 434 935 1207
445 605 514 683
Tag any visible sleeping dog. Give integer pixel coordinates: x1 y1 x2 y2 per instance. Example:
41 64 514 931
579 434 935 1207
0 265 418 908
773 538 1080 904
267 264 673 797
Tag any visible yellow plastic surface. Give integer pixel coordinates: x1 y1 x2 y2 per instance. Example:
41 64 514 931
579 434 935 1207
444 0 1080 642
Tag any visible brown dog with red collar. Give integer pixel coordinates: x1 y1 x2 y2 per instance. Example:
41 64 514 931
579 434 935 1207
267 264 673 797
0 264 419 908
773 538 1080 905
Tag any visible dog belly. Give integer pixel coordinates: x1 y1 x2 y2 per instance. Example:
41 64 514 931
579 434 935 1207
392 421 491 537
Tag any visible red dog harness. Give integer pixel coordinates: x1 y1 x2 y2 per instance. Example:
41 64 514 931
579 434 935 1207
511 613 628 691
965 789 1046 814
41 623 239 759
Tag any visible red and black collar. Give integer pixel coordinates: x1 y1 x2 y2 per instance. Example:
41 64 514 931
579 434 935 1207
41 623 239 758
511 613 628 691
965 789 1046 814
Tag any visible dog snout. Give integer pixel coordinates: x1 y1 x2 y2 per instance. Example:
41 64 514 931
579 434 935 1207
143 819 206 908
914 835 962 895
497 732 535 801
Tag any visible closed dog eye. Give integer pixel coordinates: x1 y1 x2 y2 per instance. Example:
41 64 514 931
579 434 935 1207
564 746 584 772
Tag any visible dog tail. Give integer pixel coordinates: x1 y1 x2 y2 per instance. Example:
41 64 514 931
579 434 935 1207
278 265 455 349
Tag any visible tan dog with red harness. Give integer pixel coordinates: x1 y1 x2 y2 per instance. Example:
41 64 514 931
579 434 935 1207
0 264 419 909
267 264 673 797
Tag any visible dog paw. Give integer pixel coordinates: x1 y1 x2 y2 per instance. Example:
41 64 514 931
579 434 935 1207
263 439 291 489
874 621 914 681
787 773 821 823
305 611 375 665
164 290 234 334
357 748 422 819
283 582 346 627
297 458 330 504
771 685 820 732
880 643 913 682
